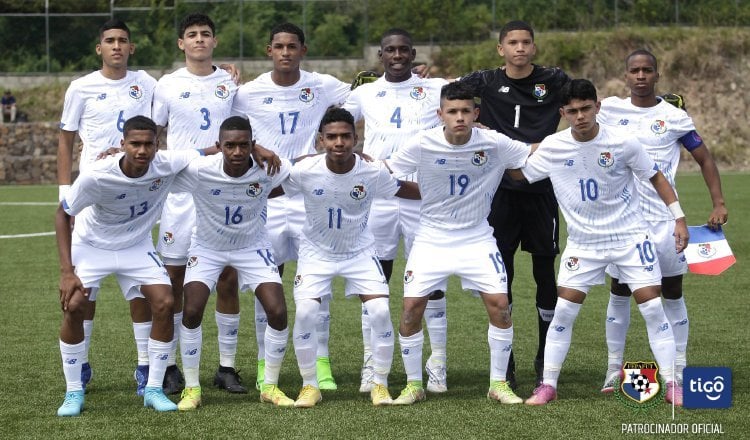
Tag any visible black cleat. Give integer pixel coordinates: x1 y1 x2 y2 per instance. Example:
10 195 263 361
162 364 185 395
213 366 248 394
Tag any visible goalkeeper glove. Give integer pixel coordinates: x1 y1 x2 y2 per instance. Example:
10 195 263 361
351 70 380 90
661 93 686 111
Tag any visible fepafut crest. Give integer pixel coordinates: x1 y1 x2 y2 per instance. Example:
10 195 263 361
533 83 547 99
564 256 579 271
615 361 664 411
651 119 667 134
598 152 614 167
215 84 230 100
350 184 367 200
246 182 262 197
128 84 143 100
299 87 314 102
471 151 487 166
410 86 426 100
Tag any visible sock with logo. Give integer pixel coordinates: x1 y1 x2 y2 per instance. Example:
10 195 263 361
180 324 202 388
60 340 85 392
146 338 172 388
215 311 239 369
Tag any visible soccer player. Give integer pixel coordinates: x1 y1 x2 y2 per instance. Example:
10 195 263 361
386 82 533 405
458 20 569 387
55 116 204 416
597 50 728 397
173 116 294 410
520 79 687 406
232 22 350 390
284 108 420 408
343 28 450 393
152 13 242 395
57 18 157 395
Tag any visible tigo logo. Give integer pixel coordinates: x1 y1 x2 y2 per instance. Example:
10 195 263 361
683 367 731 409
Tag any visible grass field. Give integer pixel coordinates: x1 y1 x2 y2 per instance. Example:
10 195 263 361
0 174 747 439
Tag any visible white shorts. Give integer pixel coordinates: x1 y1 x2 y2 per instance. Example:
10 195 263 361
157 193 196 264
293 243 389 301
403 226 508 298
266 193 305 264
369 197 420 260
607 220 687 279
559 233 662 294
183 243 282 292
71 237 169 301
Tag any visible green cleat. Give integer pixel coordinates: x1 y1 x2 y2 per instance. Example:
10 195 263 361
487 380 522 404
57 390 84 417
392 382 426 405
316 357 337 390
260 384 294 408
177 386 202 411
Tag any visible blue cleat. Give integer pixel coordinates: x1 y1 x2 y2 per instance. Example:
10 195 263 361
80 362 92 391
144 386 177 412
134 365 149 396
57 390 85 417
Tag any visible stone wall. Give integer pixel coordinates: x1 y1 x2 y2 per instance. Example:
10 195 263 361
0 122 70 184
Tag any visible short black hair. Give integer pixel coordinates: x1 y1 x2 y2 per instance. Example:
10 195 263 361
179 13 215 38
99 19 130 40
123 115 156 137
440 81 475 102
560 79 597 106
625 49 658 72
319 107 355 132
499 20 534 43
380 28 413 48
220 116 253 139
270 22 305 45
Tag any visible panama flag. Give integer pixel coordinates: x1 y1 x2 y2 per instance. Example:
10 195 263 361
684 225 736 275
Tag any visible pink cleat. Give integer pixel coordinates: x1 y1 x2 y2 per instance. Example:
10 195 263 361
665 381 683 407
524 383 557 406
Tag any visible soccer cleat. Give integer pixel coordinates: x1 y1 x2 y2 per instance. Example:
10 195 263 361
162 364 185 395
425 356 448 393
260 384 294 408
255 359 265 391
80 362 92 391
601 367 623 394
370 383 393 406
134 365 149 397
316 357 337 391
213 366 248 394
57 390 84 417
294 385 322 408
143 386 178 412
177 386 202 411
392 382 426 405
525 383 558 406
665 381 683 407
487 380 523 404
359 355 375 393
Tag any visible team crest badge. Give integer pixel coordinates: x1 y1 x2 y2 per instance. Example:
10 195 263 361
472 151 487 166
129 85 143 100
162 232 174 245
149 178 163 191
215 84 230 99
650 119 667 134
533 84 547 99
410 86 426 100
299 87 314 102
247 182 262 197
350 184 367 200
564 257 580 271
404 270 414 284
187 256 198 268
294 275 303 287
598 152 614 167
698 242 717 258
615 361 663 410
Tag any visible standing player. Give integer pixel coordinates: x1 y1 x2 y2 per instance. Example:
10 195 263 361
597 50 728 396
386 82 533 405
520 79 687 406
232 22 350 390
343 29 450 393
57 18 156 395
458 20 569 387
152 13 243 395
55 116 203 416
285 108 420 407
173 116 295 410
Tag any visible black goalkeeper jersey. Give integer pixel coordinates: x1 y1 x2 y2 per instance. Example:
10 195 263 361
460 65 569 193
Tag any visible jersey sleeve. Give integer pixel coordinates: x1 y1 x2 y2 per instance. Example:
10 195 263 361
162 150 201 173
374 162 402 199
385 137 419 178
342 88 363 121
59 82 84 132
626 137 660 182
670 109 700 151
322 74 351 107
282 163 302 197
521 141 553 183
270 158 293 188
61 172 99 216
151 79 170 126
455 70 489 97
230 84 250 117
495 132 532 170
171 161 200 193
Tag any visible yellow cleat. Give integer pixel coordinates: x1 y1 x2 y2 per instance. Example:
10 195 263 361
260 384 294 408
392 382 426 405
487 380 522 404
370 383 393 406
177 386 202 411
294 385 323 408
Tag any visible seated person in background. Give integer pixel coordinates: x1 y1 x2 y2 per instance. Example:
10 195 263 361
1 90 17 123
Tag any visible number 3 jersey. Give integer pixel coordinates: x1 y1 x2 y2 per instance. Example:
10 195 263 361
59 70 156 172
61 150 200 250
171 155 292 251
522 125 659 250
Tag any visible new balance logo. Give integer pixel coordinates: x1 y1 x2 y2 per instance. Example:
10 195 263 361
116 193 126 199
263 97 273 104
210 189 221 195
96 93 107 100
376 91 386 97
564 160 575 166
434 159 446 165
498 86 510 93
312 189 324 195
180 92 190 99
618 119 629 125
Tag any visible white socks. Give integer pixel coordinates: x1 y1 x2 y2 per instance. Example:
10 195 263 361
254 297 267 365
663 297 688 375
605 292 631 368
317 298 331 359
60 340 85 392
82 320 93 365
399 330 424 383
180 324 202 388
542 297 582 388
263 325 289 386
146 338 172 388
132 321 151 365
488 324 513 382
638 298 676 382
215 311 239 369
365 297 394 386
425 297 447 363
293 299 319 387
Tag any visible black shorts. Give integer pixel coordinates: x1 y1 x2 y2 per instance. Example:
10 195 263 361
489 185 559 256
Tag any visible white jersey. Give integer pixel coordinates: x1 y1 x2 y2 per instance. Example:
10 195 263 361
522 125 659 250
172 155 292 251
282 155 401 260
598 96 699 221
232 70 350 159
62 150 200 250
152 67 237 150
387 126 530 231
343 74 447 160
59 70 156 171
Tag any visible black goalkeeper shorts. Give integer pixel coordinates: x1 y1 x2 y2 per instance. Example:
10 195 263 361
489 186 560 256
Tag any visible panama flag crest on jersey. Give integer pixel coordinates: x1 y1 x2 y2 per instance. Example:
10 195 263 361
620 361 660 403
215 84 230 99
129 85 143 100
598 152 614 167
533 84 547 99
472 151 487 166
684 225 736 275
410 86 426 100
350 183 367 200
650 119 667 134
299 87 314 102
246 182 262 197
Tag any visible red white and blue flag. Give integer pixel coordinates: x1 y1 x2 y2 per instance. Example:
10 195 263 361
684 225 736 275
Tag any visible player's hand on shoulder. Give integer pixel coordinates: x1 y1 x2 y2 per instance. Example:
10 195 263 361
96 147 122 160
355 151 374 162
219 63 242 85
252 143 281 176
412 64 430 79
